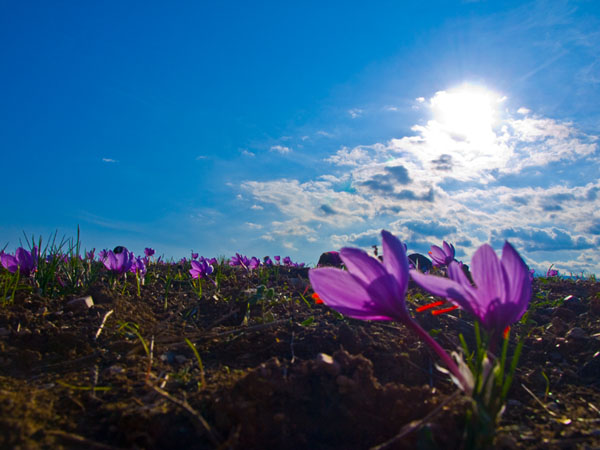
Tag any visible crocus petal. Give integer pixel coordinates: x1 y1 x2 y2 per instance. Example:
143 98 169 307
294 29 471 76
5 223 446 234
500 241 531 322
442 241 455 260
429 245 445 265
470 244 506 308
381 230 409 296
410 268 478 318
339 247 387 286
1 254 18 273
309 267 396 320
364 273 408 320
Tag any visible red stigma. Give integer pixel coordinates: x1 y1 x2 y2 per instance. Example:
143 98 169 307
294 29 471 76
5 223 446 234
416 300 445 312
431 305 459 315
312 293 324 304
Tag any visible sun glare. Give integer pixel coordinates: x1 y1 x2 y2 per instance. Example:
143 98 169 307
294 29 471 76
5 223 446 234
430 85 501 144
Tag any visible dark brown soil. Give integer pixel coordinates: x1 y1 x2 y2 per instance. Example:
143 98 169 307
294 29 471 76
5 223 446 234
1 266 599 449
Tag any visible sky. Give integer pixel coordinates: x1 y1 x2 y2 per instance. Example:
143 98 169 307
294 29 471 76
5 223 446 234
1 0 599 275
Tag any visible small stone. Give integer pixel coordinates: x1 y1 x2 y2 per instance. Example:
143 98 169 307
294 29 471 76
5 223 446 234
316 353 341 376
106 365 124 375
566 327 587 340
65 295 94 313
546 402 560 412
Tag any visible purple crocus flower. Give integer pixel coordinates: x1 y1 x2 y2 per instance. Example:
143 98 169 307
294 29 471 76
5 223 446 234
309 230 411 321
428 241 455 267
99 249 108 261
144 248 155 257
229 253 250 268
3 248 37 277
309 230 469 390
248 257 261 270
86 249 95 261
263 256 273 266
189 259 214 279
283 256 293 266
102 248 135 275
208 257 218 266
546 266 558 278
130 256 147 276
274 255 281 264
1 252 18 273
191 252 199 260
410 242 532 336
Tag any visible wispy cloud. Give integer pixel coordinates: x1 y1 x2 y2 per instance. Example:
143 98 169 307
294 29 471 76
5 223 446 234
348 108 363 119
270 145 292 154
102 158 117 163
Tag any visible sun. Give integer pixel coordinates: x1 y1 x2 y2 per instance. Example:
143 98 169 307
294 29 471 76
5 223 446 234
430 84 502 144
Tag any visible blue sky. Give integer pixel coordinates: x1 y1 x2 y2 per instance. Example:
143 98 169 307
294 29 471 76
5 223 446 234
1 1 599 274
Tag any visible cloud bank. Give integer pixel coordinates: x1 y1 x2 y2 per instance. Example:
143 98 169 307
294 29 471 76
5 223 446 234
240 86 600 274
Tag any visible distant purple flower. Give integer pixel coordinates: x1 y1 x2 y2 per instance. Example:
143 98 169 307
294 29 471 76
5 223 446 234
144 248 155 258
274 255 281 264
411 242 532 336
1 248 37 277
263 256 273 266
229 253 250 268
86 249 95 261
528 269 535 282
102 248 135 275
546 266 558 278
207 257 218 266
428 241 455 267
189 259 214 279
99 249 108 261
248 257 261 270
1 252 18 273
130 256 147 276
283 256 292 266
191 252 199 260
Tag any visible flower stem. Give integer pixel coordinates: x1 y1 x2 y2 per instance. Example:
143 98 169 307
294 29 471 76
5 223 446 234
404 317 469 391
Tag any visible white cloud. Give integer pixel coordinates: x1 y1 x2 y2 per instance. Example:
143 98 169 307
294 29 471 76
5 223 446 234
250 204 264 210
348 108 363 119
240 90 600 274
245 222 263 230
270 145 292 154
102 158 117 163
517 107 531 115
316 130 333 137
282 241 297 250
241 149 255 157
